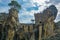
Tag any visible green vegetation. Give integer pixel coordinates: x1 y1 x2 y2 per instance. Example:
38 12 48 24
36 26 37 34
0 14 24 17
8 0 21 11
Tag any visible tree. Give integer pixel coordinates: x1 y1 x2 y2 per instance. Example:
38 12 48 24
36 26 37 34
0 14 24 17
31 19 35 24
8 0 21 12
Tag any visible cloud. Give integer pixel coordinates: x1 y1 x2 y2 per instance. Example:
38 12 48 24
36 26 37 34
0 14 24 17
0 0 60 23
18 0 52 23
54 3 60 22
54 14 60 22
19 0 60 23
55 3 60 14
32 0 50 5
0 0 10 5
49 0 60 4
0 0 10 13
0 0 2 2
0 6 10 13
19 10 35 23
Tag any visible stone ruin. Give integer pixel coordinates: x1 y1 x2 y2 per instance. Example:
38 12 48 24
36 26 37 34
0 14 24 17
34 5 58 40
0 1 58 40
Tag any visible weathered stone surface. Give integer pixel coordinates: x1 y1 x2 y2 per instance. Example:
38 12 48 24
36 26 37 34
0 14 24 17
34 5 58 40
0 5 58 40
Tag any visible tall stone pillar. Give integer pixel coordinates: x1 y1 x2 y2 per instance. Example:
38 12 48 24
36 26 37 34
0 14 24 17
30 33 35 40
6 8 18 40
24 25 29 40
44 23 48 40
44 19 55 39
46 16 55 37
24 25 28 32
30 25 35 40
39 25 42 40
7 29 15 40
48 21 54 35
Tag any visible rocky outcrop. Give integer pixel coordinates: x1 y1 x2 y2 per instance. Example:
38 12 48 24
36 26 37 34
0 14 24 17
0 4 58 40
34 5 58 40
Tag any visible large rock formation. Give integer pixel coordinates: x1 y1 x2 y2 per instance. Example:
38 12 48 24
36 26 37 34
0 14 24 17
0 3 58 40
34 5 58 40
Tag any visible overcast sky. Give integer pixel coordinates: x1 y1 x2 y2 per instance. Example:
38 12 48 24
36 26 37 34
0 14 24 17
0 0 60 23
